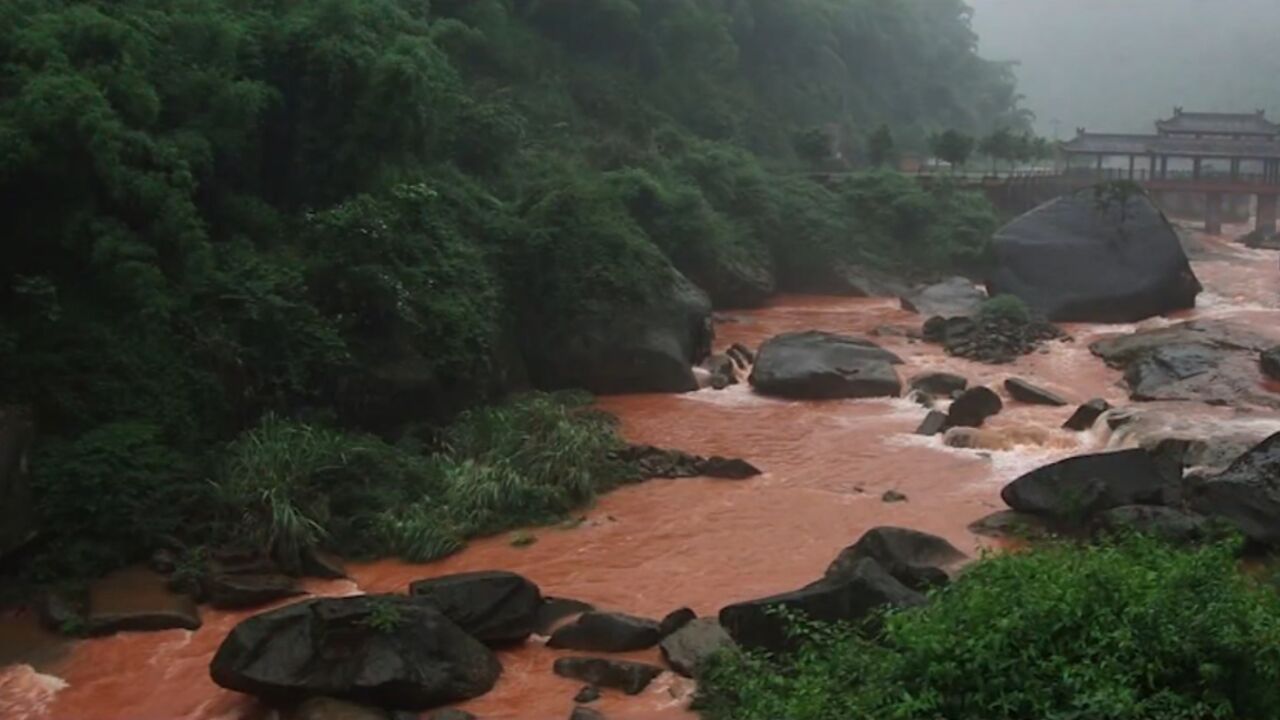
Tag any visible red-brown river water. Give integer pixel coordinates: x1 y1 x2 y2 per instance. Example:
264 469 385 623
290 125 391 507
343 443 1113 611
4 225 1280 720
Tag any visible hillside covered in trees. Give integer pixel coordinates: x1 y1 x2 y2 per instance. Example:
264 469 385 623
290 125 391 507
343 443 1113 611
0 0 1027 581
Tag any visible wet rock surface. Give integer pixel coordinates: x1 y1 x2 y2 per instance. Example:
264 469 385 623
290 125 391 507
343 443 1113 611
547 612 662 652
749 331 903 399
824 527 966 591
1190 432 1280 546
909 371 968 397
551 657 663 695
946 386 1004 428
986 186 1201 322
900 277 987 317
1004 378 1068 406
1064 399 1111 431
409 571 543 647
1001 449 1179 526
923 314 1065 365
659 618 735 678
614 444 761 481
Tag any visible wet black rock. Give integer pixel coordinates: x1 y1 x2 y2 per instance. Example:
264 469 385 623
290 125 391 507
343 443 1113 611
1004 378 1068 407
909 372 969 397
614 445 760 481
726 343 755 369
749 331 903 400
547 612 662 652
409 571 543 647
1063 399 1110 431
552 657 663 695
658 607 696 637
719 558 924 653
210 595 501 710
900 277 986 317
922 315 1064 365
915 411 948 437
1262 346 1280 381
824 527 967 592
881 490 908 503
1001 449 1179 526
986 186 1201 322
1190 432 1280 546
574 685 600 704
660 618 735 678
946 387 1003 428
534 597 595 635
207 573 304 610
569 706 606 720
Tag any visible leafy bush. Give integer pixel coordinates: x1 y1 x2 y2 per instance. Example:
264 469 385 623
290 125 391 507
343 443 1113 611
980 294 1033 324
698 537 1280 720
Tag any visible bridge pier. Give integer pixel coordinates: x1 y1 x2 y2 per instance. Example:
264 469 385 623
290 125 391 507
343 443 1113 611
1205 192 1223 235
1257 193 1278 236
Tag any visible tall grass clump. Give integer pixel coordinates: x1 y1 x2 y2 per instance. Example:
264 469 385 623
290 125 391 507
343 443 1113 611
697 537 1280 720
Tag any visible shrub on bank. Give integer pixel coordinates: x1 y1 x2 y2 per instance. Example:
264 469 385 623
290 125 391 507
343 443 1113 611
697 537 1280 720
212 393 626 569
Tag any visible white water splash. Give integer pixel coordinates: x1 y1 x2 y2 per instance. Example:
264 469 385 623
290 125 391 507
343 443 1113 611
0 665 69 720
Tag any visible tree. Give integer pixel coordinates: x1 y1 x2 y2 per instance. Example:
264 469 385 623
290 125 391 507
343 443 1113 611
929 130 975 170
793 127 832 166
867 124 896 168
980 127 1018 172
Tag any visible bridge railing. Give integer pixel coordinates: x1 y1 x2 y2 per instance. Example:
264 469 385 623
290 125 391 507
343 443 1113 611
1063 167 1280 186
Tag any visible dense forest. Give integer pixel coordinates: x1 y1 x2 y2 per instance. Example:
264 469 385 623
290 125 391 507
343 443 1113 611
0 0 1026 582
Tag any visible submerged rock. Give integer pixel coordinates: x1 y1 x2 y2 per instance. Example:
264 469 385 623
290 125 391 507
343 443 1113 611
1004 378 1068 406
409 571 543 647
547 612 662 652
719 558 924 653
749 331 903 400
824 527 966 591
1001 449 1178 526
552 657 662 695
986 186 1201 322
210 595 500 710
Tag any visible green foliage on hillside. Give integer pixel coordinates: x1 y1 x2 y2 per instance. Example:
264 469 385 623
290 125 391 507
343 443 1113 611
1 0 1023 579
697 537 1280 720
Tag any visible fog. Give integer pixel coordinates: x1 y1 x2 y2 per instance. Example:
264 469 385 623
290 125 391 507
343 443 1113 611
969 0 1280 137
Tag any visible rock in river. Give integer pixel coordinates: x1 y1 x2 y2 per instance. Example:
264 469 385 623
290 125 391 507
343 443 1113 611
1001 449 1179 526
749 331 903 400
946 386 1003 428
210 595 501 710
1004 378 1068 406
552 657 662 695
547 611 662 652
409 571 543 647
660 618 735 678
1063 399 1111 431
824 527 967 591
986 186 1201 322
900 277 986 317
1190 432 1280 546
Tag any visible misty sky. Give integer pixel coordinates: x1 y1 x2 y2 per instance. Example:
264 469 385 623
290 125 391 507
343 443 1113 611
968 0 1280 138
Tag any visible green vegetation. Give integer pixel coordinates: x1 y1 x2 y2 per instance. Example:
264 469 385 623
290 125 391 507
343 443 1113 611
979 294 1033 323
698 537 1280 720
1 0 1027 581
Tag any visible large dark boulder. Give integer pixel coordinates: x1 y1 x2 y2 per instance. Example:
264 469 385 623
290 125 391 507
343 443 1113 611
946 387 1003 428
1001 449 1178 525
986 187 1201 322
1190 432 1280 546
900 277 986 317
719 558 924 653
824 527 967 591
0 407 34 560
551 657 662 695
1090 321 1278 407
749 331 902 400
523 269 712 394
210 595 501 710
547 612 662 652
409 571 543 647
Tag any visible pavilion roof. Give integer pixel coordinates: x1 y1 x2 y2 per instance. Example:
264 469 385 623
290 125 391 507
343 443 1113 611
1061 132 1280 160
1155 110 1280 136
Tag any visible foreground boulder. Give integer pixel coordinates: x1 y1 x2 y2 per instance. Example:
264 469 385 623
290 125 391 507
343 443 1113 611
523 269 712 394
660 618 735 678
946 387 1003 428
824 527 967 591
547 612 661 652
1090 320 1277 407
719 558 924 653
749 331 902 399
0 406 34 560
1190 432 1280 546
551 657 662 695
900 277 986 317
210 596 500 710
986 186 1201 322
1001 449 1178 526
409 571 542 646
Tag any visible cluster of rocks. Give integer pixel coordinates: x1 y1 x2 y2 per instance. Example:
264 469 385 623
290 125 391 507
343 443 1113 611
908 372 1081 437
970 432 1280 548
1090 319 1280 409
209 570 738 720
612 444 762 481
921 314 1066 365
698 343 755 390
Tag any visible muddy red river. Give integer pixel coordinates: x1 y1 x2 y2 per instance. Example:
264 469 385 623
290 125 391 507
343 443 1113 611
4 225 1280 720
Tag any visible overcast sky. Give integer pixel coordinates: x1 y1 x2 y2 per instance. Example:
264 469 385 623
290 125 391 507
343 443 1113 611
968 0 1280 137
